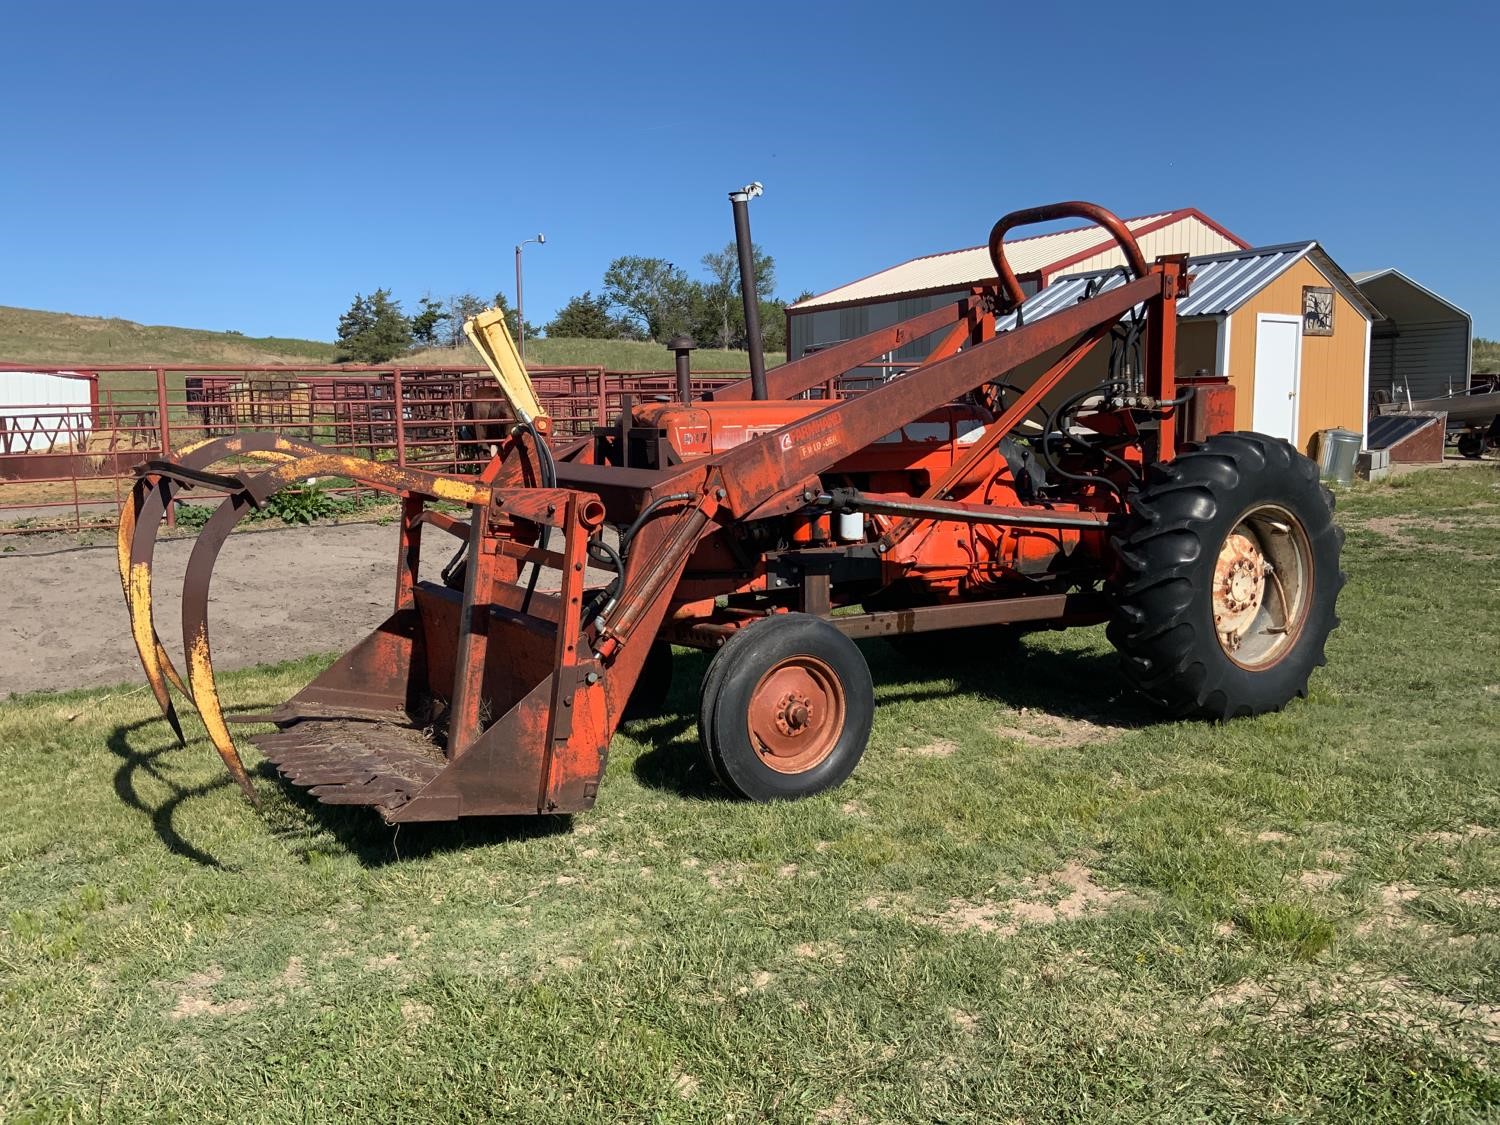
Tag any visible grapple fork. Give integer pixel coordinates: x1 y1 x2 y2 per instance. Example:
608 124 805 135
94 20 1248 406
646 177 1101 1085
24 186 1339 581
121 433 704 821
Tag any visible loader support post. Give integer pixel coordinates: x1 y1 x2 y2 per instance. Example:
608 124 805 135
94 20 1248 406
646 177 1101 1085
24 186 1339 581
449 504 496 758
1147 257 1185 460
542 493 589 810
396 494 423 612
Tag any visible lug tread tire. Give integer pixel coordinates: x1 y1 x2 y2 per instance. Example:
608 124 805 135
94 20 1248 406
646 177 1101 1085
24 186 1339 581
1107 431 1345 720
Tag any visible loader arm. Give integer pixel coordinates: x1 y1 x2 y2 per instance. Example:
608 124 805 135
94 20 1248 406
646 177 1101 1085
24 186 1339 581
713 270 1176 518
464 307 549 430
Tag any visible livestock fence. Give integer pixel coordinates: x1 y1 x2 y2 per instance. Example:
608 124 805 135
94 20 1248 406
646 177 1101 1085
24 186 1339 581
0 360 899 533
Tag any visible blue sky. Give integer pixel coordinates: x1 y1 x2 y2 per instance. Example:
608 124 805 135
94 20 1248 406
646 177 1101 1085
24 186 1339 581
2 1 1496 340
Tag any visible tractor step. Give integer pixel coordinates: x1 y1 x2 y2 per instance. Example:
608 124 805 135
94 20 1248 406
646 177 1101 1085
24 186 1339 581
249 717 447 818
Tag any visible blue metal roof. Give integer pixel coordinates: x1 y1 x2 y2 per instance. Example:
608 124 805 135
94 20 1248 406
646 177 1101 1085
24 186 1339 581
994 242 1378 329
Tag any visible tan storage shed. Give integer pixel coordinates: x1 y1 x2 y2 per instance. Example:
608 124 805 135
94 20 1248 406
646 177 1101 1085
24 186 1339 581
997 242 1380 452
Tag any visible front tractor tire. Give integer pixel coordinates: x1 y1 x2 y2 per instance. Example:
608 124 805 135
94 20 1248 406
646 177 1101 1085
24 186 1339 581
1108 432 1345 719
699 613 874 801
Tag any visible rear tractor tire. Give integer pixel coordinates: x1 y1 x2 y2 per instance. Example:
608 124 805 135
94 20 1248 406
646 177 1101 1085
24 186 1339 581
699 613 874 801
1108 431 1345 719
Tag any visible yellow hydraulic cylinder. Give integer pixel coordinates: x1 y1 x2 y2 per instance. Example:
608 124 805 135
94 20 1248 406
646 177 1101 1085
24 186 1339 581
464 308 550 432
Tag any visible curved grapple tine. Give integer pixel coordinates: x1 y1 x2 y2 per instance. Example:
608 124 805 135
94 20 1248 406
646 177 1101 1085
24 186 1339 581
120 435 326 743
120 472 189 744
173 449 489 804
181 489 262 803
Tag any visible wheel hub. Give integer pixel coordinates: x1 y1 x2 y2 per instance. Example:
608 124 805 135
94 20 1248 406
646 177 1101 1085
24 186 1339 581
1213 530 1266 650
774 691 813 736
747 657 845 775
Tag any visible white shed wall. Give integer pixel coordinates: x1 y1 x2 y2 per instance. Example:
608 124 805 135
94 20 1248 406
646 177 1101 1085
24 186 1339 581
0 372 94 452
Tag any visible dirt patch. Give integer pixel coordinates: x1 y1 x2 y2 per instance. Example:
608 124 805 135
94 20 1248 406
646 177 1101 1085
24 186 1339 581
277 956 307 990
928 861 1135 937
905 739 957 758
1361 515 1493 559
948 1008 980 1034
1355 883 1423 935
1419 824 1496 846
994 707 1133 748
167 966 256 1020
815 1094 869 1124
400 999 434 1027
734 969 774 996
1256 830 1295 844
793 941 848 966
1203 967 1500 1060
1297 869 1342 891
1 522 399 698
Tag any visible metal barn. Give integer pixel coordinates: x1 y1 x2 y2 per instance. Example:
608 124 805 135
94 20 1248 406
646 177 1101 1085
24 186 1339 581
1352 269 1472 404
786 208 1247 363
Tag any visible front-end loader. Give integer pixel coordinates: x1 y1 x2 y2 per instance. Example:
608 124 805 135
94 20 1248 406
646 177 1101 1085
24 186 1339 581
119 200 1343 822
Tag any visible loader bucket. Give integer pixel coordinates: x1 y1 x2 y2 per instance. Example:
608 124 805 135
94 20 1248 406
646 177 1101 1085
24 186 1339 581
122 437 697 823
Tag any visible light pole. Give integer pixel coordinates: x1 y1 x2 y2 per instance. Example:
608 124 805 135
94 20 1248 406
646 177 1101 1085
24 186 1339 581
514 232 545 363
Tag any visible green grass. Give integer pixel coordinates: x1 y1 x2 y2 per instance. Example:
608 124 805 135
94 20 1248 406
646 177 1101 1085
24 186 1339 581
2 467 1498 1121
0 306 337 366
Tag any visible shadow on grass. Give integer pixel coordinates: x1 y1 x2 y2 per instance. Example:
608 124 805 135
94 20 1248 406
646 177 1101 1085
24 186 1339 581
262 780 574 868
627 634 1160 800
109 707 574 869
107 716 238 869
108 633 1158 863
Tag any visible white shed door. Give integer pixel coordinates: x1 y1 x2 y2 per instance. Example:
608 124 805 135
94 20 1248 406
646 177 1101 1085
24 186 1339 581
1252 315 1301 442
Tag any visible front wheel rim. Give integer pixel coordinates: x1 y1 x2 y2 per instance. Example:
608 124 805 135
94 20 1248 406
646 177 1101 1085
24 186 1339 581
746 656 845 774
1211 503 1314 669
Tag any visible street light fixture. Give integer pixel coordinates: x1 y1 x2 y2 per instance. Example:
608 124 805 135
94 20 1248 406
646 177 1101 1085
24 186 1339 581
514 232 546 363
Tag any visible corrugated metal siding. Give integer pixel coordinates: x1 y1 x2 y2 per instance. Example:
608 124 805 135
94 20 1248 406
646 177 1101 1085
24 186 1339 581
993 244 1320 329
1354 272 1471 402
790 212 1186 311
788 289 970 361
1057 220 1242 277
0 372 94 452
1371 321 1469 401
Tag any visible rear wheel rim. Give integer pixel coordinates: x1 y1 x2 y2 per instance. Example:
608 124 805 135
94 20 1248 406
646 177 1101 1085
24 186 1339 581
747 656 845 774
1212 503 1314 670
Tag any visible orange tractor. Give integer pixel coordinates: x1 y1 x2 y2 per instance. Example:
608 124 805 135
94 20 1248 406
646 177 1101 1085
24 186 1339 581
119 201 1343 821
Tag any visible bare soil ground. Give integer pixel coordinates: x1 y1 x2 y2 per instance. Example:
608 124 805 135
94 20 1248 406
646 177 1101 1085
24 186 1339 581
0 522 397 698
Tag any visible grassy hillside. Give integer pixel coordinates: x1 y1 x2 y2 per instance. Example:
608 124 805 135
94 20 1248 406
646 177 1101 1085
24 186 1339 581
0 306 783 373
1473 337 1499 374
406 337 785 373
0 306 337 366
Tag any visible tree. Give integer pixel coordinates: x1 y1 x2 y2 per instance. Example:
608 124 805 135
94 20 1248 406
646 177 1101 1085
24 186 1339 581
410 295 448 346
545 290 628 339
442 293 488 347
758 298 787 353
698 242 776 349
335 289 412 363
603 256 694 341
441 292 537 346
